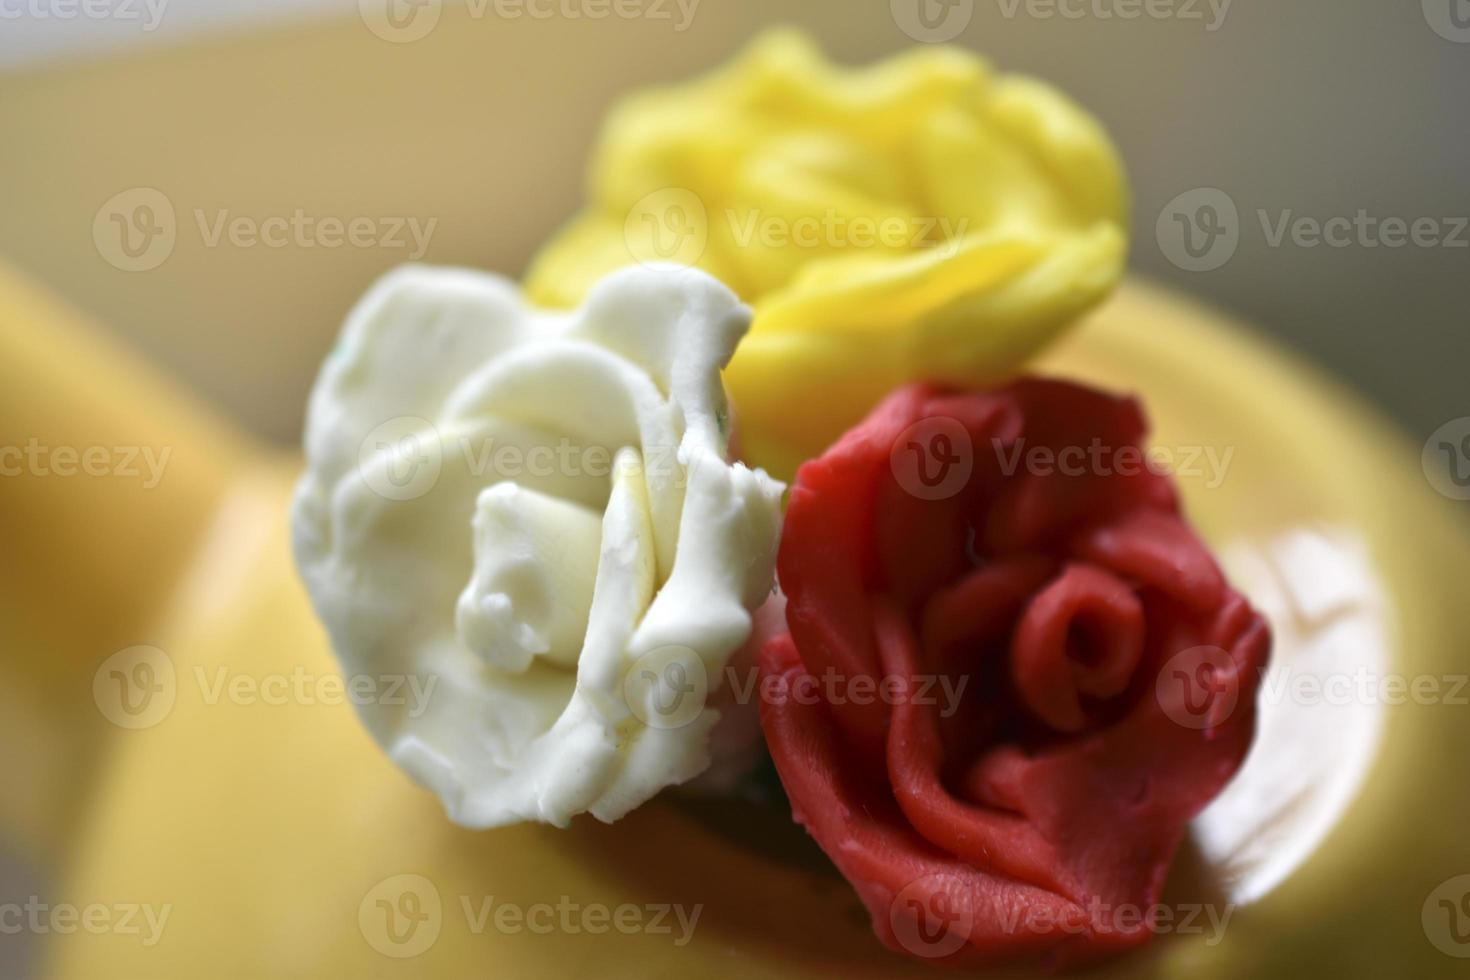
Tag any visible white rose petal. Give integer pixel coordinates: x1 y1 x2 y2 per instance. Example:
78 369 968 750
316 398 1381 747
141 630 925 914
292 264 785 827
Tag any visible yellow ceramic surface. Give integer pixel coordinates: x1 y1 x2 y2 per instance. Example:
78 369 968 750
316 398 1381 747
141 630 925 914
526 30 1128 481
4 261 1467 978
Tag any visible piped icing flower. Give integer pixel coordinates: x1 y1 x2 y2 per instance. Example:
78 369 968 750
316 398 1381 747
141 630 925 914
292 264 784 827
526 29 1129 480
759 379 1269 969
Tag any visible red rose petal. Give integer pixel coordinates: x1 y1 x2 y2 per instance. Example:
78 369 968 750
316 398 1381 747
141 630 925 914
760 379 1271 969
1011 564 1146 733
759 635 1111 970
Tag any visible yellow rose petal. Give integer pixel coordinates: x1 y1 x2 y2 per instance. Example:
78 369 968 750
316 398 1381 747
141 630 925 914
526 28 1130 481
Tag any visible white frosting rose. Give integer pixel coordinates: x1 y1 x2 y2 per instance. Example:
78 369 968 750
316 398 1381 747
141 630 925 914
291 264 784 827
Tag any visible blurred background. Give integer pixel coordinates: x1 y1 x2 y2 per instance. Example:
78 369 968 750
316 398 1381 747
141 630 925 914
0 2 1466 977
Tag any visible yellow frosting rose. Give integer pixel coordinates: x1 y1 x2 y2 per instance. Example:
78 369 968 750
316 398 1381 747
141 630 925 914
526 29 1130 480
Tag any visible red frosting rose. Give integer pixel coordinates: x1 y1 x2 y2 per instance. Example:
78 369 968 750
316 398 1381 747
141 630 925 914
758 379 1270 970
